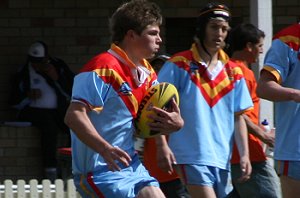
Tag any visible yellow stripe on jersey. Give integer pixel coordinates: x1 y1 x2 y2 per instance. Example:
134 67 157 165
200 66 243 98
278 35 300 46
94 68 139 114
263 65 282 84
201 77 230 98
190 43 230 64
80 175 95 198
170 56 191 65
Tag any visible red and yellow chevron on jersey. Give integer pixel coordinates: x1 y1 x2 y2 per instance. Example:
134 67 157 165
169 43 244 107
80 44 157 118
273 23 300 52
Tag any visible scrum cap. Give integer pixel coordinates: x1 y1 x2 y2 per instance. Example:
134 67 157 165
198 3 231 22
195 2 231 42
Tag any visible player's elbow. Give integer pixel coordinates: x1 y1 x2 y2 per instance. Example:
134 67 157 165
256 84 265 99
64 109 72 128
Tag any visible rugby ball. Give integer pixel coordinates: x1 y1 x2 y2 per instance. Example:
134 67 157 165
135 82 179 138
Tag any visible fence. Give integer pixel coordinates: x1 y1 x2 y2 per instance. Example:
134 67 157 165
0 179 81 198
0 125 70 182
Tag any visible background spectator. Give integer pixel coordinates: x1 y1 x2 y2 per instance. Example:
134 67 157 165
10 41 75 181
228 23 281 198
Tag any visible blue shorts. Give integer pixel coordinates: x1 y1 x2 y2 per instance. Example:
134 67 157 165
275 160 300 180
178 164 232 198
73 155 159 198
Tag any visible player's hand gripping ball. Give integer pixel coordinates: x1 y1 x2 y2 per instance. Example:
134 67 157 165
135 82 179 138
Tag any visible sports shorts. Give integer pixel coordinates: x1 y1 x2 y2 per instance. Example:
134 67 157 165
73 155 159 198
275 160 300 180
231 160 281 197
177 164 232 198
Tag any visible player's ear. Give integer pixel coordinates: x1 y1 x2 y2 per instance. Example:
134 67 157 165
245 42 253 52
126 29 138 40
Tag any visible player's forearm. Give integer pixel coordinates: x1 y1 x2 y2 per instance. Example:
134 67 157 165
258 80 297 101
65 103 111 155
257 70 300 102
234 114 249 158
242 114 265 140
155 135 168 147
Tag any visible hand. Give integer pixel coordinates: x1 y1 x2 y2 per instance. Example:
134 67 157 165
100 145 132 171
28 88 42 100
148 98 184 135
260 127 275 147
38 64 59 81
291 89 300 103
156 142 177 174
237 155 252 183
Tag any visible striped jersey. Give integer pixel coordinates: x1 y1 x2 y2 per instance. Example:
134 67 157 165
158 43 253 170
262 23 300 161
70 44 158 174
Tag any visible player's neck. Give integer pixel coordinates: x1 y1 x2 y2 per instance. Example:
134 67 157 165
198 44 219 69
118 42 141 66
231 51 251 67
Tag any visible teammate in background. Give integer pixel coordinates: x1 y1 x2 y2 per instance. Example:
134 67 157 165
227 23 282 198
64 0 184 197
150 54 171 72
257 22 300 198
142 54 191 198
10 41 74 181
155 2 253 198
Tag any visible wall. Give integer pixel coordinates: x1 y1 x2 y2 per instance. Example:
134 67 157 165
0 126 43 182
0 0 299 181
0 124 70 183
0 0 115 120
0 0 299 121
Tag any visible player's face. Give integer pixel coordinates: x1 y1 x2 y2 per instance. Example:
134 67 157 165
249 37 264 63
134 24 162 60
203 19 230 52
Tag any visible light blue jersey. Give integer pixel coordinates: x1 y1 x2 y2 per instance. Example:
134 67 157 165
70 44 158 175
158 45 253 170
70 45 160 197
263 38 300 161
71 71 137 174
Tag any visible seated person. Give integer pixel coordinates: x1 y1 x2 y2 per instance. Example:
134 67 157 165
10 41 75 181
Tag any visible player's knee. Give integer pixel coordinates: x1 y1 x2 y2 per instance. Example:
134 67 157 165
137 186 166 198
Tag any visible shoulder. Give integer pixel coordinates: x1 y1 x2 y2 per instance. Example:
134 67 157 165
224 60 245 80
230 59 252 74
273 23 300 51
226 59 243 71
273 23 300 40
167 50 193 70
169 50 192 62
80 52 119 72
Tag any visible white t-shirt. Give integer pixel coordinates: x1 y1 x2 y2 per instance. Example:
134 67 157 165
29 65 57 109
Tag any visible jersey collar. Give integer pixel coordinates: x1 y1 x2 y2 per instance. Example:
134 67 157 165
108 43 150 69
190 42 229 65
